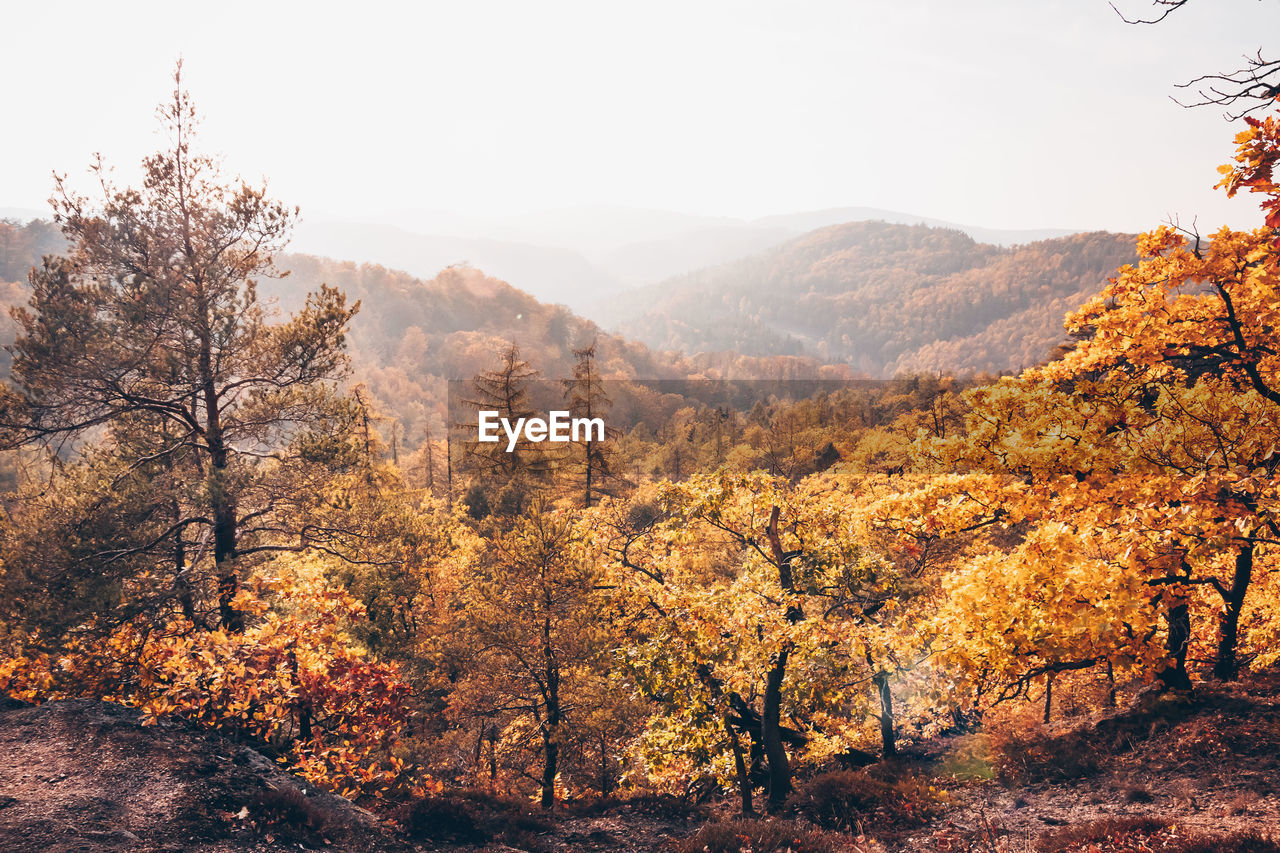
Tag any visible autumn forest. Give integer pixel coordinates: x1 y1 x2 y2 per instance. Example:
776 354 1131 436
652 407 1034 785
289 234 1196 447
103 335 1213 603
4 10 1280 852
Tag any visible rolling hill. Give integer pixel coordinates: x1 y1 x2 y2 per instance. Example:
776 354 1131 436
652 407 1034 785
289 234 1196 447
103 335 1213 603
0 215 1138 439
598 221 1138 377
285 205 1084 313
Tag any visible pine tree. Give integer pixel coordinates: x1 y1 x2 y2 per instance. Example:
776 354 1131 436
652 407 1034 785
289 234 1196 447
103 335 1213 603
0 65 361 633
562 341 619 507
459 343 551 501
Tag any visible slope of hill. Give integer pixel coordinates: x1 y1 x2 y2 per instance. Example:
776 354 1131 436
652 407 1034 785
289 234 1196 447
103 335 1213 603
0 219 857 454
260 256 852 448
904 671 1280 851
599 222 1137 377
1 216 1133 433
262 256 693 448
0 698 410 853
5 674 1279 853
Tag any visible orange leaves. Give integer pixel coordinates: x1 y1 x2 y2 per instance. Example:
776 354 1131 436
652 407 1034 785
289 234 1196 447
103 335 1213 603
1133 225 1187 259
1216 112 1280 238
923 110 1280 699
0 559 425 806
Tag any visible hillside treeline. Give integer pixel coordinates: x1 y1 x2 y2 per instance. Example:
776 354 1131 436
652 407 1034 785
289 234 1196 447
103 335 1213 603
602 222 1137 376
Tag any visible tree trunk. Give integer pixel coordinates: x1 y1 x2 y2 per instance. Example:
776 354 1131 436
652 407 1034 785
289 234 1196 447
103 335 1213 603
202 320 242 633
599 734 610 797
212 460 241 631
1043 674 1054 724
875 671 897 757
541 728 559 810
540 613 561 811
1158 600 1193 691
762 650 792 812
172 496 197 624
725 718 753 816
489 726 498 785
761 505 800 812
1214 544 1253 681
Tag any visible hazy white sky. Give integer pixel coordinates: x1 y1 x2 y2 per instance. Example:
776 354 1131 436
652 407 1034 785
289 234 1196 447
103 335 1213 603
4 0 1278 233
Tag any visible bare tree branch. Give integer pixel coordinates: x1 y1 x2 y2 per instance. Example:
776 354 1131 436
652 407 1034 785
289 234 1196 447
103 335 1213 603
1110 0 1191 24
1112 1 1280 118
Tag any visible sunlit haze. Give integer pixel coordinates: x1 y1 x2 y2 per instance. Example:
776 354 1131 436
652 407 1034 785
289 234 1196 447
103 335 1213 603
4 0 1277 234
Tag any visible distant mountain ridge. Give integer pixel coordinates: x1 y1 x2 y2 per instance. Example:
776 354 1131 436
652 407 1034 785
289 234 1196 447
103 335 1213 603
285 205 1082 314
750 207 1078 247
0 217 853 453
598 221 1137 377
9 202 1083 317
2 210 1127 390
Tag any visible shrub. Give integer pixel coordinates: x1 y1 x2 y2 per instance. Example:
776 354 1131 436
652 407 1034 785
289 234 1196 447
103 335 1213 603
247 785 334 844
994 730 1102 784
1034 817 1280 853
789 768 945 830
564 791 700 820
395 790 552 849
995 692 1200 785
1176 834 1280 853
676 818 846 853
395 795 486 845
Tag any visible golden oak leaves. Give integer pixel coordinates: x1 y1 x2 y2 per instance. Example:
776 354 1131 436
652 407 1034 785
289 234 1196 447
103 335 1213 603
917 113 1280 696
1217 113 1280 237
1040 225 1280 387
606 471 938 784
933 522 1162 698
930 372 1280 686
1044 109 1280 388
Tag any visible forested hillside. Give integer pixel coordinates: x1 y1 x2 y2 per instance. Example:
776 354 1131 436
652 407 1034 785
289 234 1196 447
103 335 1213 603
4 64 1280 853
0 229 857 454
0 212 1129 402
291 206 1079 312
601 223 1137 376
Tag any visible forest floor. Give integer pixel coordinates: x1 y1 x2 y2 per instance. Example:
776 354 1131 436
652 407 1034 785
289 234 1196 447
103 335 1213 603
0 697 413 853
883 668 1280 852
0 672 1277 853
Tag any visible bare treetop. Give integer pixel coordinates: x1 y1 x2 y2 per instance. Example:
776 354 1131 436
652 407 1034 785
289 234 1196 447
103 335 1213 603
1112 0 1279 118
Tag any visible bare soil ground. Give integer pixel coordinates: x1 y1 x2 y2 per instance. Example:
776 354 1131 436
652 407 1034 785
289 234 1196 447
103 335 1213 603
0 697 411 852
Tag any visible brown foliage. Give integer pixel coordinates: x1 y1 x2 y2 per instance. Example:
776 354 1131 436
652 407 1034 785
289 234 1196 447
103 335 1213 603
393 791 552 849
247 785 335 845
788 768 944 831
675 817 853 853
1034 816 1280 852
